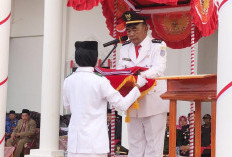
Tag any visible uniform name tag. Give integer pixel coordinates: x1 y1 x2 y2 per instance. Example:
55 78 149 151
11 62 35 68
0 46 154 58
122 58 132 61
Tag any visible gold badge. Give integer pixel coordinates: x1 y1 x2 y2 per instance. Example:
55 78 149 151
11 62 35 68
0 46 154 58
125 13 131 21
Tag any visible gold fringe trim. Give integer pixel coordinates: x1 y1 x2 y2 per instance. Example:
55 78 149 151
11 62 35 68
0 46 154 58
114 75 157 123
125 110 130 123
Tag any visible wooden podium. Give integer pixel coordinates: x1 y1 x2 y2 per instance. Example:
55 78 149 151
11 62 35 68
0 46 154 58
157 74 216 157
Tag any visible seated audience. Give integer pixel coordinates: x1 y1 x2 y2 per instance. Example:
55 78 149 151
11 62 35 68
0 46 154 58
201 114 211 157
177 115 188 130
176 115 190 156
6 109 36 157
5 110 18 140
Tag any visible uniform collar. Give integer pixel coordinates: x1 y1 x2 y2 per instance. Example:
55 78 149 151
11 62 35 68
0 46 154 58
136 35 150 48
75 67 94 73
134 35 150 64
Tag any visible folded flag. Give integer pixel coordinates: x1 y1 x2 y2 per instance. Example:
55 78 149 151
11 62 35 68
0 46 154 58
95 66 157 122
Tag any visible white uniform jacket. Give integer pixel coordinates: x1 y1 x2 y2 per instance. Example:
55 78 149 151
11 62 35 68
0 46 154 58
63 67 141 154
117 36 169 117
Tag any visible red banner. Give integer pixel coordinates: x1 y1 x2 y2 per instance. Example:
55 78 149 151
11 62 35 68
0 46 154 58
148 12 202 49
191 0 218 36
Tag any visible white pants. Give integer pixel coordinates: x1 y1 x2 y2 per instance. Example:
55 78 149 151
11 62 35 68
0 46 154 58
68 153 107 157
128 113 167 157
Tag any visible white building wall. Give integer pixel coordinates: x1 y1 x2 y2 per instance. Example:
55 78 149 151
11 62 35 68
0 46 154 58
197 30 218 119
65 6 118 64
7 37 43 113
7 0 44 113
166 46 198 122
10 0 44 37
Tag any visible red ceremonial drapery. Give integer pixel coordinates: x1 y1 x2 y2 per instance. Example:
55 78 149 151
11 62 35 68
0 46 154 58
67 0 103 11
191 0 218 36
126 0 178 7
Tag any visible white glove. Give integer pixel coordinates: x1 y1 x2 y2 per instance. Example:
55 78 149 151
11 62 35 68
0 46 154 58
141 70 159 79
140 71 147 78
136 75 147 88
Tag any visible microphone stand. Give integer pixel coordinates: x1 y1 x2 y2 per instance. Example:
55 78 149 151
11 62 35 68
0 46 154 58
100 44 117 67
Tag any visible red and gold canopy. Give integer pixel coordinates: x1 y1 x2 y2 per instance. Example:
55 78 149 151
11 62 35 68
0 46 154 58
67 0 218 49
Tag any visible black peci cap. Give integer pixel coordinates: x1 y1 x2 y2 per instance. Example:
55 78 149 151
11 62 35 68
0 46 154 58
203 114 211 119
9 110 16 114
75 41 98 67
22 109 30 115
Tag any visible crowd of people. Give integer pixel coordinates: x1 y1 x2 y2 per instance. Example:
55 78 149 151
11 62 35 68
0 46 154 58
163 113 212 157
5 109 36 157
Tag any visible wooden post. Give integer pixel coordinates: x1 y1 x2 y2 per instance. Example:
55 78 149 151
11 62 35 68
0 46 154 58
195 101 201 157
211 99 216 157
169 99 177 157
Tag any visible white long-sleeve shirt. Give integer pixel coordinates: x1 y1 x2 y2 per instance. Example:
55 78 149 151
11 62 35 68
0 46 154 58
63 67 141 154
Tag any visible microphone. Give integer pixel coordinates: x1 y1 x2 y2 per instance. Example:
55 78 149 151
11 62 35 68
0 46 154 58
103 36 128 47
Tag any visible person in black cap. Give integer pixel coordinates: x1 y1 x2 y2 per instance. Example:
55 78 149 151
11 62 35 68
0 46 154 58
117 11 168 157
6 109 36 157
201 114 211 157
63 41 147 157
5 110 18 140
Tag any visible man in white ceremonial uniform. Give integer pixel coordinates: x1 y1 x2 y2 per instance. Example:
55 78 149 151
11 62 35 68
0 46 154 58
117 11 169 157
63 41 148 157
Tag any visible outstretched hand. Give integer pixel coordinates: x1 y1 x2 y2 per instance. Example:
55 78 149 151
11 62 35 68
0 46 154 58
136 75 147 88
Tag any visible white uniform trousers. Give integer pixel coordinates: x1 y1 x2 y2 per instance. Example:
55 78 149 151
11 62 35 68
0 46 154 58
128 113 167 157
68 153 107 157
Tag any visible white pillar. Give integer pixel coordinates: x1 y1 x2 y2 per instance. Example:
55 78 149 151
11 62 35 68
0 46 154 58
26 0 64 156
216 1 232 156
0 0 11 156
